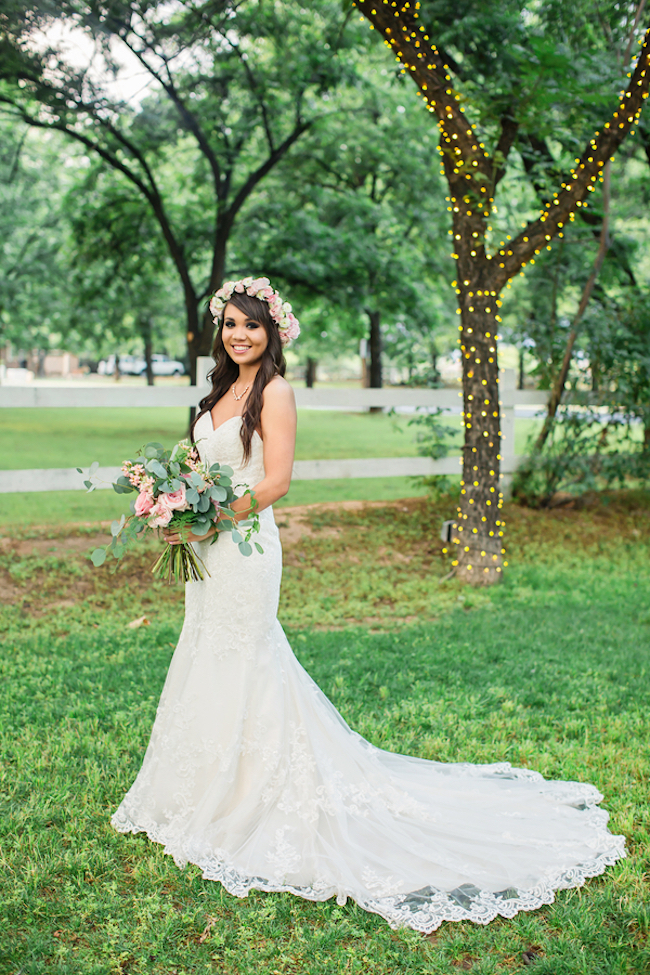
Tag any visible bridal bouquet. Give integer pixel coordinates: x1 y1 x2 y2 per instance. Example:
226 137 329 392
81 439 262 583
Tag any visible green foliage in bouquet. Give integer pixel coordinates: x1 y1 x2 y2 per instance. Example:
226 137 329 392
78 440 262 583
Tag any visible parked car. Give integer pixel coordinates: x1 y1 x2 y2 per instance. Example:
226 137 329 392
146 354 186 377
98 354 186 377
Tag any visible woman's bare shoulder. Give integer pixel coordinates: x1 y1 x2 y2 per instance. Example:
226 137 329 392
262 375 295 407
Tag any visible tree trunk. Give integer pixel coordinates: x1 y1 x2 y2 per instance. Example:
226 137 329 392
430 341 440 385
188 232 227 386
518 346 525 390
114 352 121 382
450 282 504 586
368 310 382 388
140 316 154 386
366 309 383 413
305 357 317 388
591 357 600 392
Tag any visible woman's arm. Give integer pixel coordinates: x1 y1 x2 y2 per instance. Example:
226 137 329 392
230 376 296 518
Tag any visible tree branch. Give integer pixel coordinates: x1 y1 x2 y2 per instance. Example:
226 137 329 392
223 119 313 230
494 27 650 285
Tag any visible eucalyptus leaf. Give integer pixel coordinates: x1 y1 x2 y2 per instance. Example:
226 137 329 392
231 531 243 544
238 540 253 556
197 494 211 513
254 542 264 554
210 485 228 502
147 459 168 478
91 548 106 567
89 460 99 475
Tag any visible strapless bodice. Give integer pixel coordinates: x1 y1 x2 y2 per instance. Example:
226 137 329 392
193 411 266 490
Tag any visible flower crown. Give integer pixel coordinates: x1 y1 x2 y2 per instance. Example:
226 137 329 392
209 276 300 346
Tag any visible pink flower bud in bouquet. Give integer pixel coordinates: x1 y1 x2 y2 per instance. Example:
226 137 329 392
134 489 155 517
149 503 173 528
159 487 189 511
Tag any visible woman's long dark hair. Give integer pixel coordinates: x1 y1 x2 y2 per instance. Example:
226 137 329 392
191 291 286 462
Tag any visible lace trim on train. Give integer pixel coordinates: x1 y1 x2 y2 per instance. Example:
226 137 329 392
111 770 626 934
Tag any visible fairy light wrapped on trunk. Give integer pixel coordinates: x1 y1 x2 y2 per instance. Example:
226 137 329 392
353 0 650 585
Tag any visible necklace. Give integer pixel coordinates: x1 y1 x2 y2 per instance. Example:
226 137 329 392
232 381 250 402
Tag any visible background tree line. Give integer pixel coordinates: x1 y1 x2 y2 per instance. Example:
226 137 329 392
1 0 650 539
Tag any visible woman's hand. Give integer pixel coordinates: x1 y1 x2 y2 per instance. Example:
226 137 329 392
162 525 217 545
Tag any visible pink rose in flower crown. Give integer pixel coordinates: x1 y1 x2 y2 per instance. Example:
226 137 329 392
148 503 173 529
248 276 270 295
134 489 154 517
284 314 301 341
159 486 189 511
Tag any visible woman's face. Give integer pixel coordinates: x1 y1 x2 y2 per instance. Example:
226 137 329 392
221 301 269 367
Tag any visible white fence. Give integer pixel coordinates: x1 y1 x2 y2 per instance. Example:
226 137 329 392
0 361 547 494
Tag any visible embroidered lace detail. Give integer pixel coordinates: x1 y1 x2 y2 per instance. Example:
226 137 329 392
112 786 624 933
111 410 626 934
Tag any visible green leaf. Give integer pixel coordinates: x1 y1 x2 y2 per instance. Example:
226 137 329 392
238 540 253 556
144 443 164 458
197 494 211 513
231 530 243 544
254 542 264 554
210 485 228 502
90 548 106 567
147 459 167 478
89 460 99 475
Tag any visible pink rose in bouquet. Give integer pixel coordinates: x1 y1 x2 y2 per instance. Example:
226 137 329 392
87 438 262 583
149 503 173 528
159 486 189 511
134 490 154 517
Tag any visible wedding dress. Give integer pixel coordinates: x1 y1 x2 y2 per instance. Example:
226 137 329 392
111 412 625 933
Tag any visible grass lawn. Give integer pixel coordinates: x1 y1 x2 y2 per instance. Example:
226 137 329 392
1 490 649 974
0 407 540 525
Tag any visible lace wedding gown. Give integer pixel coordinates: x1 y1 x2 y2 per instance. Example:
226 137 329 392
112 412 625 933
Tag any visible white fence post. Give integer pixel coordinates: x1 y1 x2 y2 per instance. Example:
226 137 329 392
196 356 212 390
499 368 516 499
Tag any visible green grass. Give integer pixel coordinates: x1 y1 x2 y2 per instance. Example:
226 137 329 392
1 492 649 974
0 407 540 526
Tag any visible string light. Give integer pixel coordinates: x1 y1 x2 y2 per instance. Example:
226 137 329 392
353 0 650 582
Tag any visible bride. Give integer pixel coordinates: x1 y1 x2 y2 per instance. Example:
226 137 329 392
111 276 625 933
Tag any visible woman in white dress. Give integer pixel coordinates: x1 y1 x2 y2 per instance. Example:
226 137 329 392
112 276 625 933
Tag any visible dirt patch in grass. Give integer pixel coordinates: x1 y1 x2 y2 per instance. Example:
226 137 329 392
1 492 648 624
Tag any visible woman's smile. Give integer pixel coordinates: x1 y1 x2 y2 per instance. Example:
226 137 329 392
222 302 269 365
